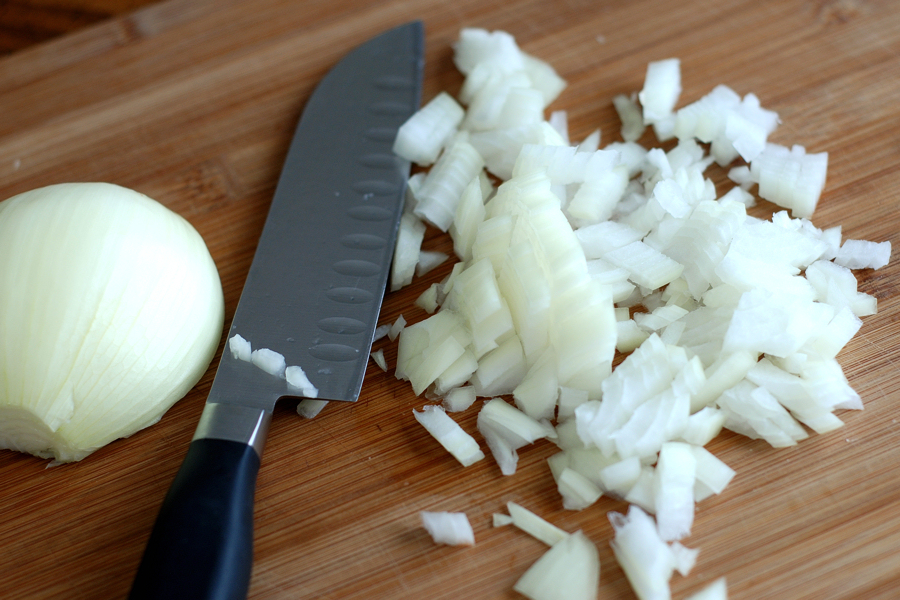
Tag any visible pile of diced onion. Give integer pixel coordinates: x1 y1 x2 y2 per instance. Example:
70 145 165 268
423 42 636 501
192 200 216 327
382 28 890 600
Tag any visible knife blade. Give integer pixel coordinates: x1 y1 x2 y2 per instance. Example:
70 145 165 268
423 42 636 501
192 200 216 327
129 21 423 600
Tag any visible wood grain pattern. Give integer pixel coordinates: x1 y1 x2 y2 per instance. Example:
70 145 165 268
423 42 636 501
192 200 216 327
1 0 899 598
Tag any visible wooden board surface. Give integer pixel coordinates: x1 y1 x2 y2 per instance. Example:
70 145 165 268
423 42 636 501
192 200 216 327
1 0 899 598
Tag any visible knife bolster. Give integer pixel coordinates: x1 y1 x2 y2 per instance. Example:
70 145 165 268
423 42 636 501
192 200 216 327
193 403 271 458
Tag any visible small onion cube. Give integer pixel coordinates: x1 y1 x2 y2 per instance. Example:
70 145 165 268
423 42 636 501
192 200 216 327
251 348 286 379
442 386 477 412
420 511 475 546
393 91 465 166
228 334 252 362
639 58 682 124
654 441 697 541
557 467 603 510
370 349 388 372
388 314 406 341
513 530 599 600
297 399 328 419
834 239 891 270
285 365 318 398
669 541 700 577
609 505 676 600
493 512 514 527
391 213 426 291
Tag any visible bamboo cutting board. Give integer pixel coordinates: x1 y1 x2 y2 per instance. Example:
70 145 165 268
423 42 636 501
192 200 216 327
1 0 899 598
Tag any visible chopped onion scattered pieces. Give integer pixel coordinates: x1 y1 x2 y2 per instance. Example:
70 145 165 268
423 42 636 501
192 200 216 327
389 27 888 600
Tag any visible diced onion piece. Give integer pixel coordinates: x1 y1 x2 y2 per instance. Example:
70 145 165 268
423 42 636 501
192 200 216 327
450 175 487 262
228 334 252 361
624 467 658 515
717 381 808 447
750 143 827 218
478 398 550 475
396 310 471 395
372 324 391 342
680 407 726 447
578 129 601 152
413 405 485 467
723 288 833 358
493 512 514 527
670 541 700 577
297 399 328 419
613 93 645 142
557 467 603 510
370 349 388 372
609 505 677 600
393 92 465 166
557 386 590 421
388 314 406 341
478 398 551 447
285 365 318 398
391 213 426 291
420 511 475 546
453 28 525 76
414 138 485 232
548 110 569 143
513 530 600 600
522 52 567 107
654 442 697 541
415 284 440 314
443 386 477 412
639 59 681 124
417 251 449 278
513 348 559 421
507 501 570 546
605 241 684 291
470 335 527 396
691 445 735 501
251 348 286 378
834 239 891 270
599 456 642 498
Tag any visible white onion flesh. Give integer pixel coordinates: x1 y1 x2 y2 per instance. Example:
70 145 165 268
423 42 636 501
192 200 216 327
513 530 600 600
420 510 475 546
413 405 485 467
506 500 570 545
386 27 891 600
0 183 223 462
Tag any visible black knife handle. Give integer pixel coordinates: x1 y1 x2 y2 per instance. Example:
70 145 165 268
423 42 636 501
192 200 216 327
129 438 260 600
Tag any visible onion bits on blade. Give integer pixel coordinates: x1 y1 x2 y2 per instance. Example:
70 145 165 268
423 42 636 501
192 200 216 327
0 183 224 462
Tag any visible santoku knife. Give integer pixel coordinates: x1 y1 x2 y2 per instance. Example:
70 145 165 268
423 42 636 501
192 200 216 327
129 21 423 600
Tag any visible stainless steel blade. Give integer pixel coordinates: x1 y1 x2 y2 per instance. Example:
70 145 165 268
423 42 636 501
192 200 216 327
129 25 423 599
206 22 422 421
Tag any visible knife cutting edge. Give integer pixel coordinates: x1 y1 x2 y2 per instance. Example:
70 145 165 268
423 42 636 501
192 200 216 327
129 21 424 600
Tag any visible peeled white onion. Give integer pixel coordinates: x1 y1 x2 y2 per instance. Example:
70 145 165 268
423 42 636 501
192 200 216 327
0 183 224 462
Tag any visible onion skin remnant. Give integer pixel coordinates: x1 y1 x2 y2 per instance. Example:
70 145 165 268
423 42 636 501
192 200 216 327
0 183 224 462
